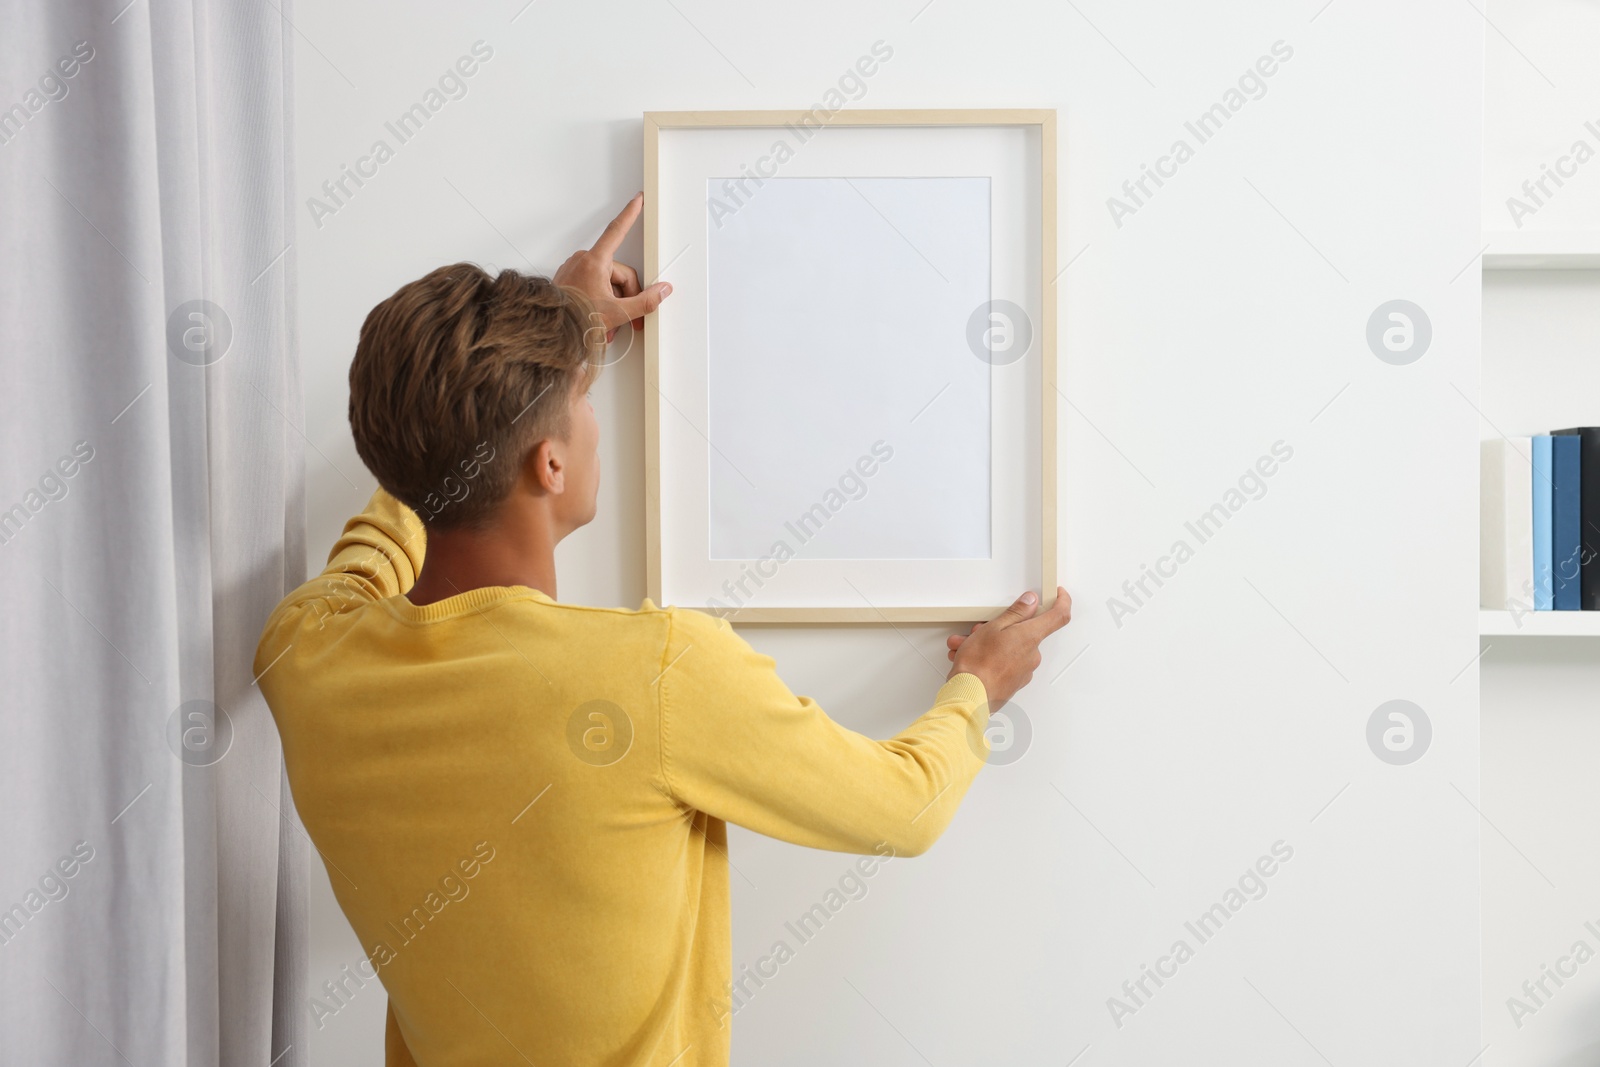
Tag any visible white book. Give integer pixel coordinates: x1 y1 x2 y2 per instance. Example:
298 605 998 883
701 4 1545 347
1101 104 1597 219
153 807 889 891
1480 438 1534 610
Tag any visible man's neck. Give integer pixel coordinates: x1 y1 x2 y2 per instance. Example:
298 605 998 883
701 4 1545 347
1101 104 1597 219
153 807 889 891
406 508 561 607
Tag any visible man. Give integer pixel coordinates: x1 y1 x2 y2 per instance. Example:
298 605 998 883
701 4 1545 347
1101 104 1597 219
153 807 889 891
255 194 1071 1066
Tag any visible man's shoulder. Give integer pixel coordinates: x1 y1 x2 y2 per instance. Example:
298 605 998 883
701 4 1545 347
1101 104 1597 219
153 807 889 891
658 604 771 674
658 603 738 640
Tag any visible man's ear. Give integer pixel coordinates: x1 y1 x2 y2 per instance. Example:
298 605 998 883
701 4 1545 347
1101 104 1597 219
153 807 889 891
523 437 565 495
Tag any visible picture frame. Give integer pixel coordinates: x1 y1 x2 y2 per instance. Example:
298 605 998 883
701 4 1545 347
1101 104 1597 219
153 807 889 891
642 108 1057 623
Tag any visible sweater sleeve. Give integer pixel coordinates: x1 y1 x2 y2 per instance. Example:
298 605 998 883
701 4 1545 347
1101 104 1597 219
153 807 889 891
253 488 425 676
656 605 992 857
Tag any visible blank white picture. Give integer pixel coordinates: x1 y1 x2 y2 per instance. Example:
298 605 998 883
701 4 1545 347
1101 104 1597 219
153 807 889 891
706 176 992 561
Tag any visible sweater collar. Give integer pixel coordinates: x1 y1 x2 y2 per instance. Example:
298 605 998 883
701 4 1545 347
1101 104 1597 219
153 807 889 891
383 584 552 623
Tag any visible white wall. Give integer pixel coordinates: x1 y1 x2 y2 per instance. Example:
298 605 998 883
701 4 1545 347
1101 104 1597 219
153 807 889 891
292 2 1484 1063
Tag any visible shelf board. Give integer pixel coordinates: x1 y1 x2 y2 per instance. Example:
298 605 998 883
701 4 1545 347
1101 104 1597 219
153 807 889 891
1482 230 1600 270
1479 609 1600 635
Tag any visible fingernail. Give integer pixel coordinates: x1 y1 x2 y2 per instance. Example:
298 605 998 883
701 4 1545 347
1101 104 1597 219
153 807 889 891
661 283 672 296
1021 591 1036 604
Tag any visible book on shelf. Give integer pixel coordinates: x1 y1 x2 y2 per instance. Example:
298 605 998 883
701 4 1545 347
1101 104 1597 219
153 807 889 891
1480 439 1532 611
1552 427 1600 610
1533 436 1553 610
1552 434 1582 611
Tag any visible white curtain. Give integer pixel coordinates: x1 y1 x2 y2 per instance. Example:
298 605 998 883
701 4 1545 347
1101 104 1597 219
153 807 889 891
0 1 306 1064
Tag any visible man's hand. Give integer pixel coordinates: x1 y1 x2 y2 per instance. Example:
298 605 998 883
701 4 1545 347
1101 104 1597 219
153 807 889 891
553 193 672 343
946 587 1072 709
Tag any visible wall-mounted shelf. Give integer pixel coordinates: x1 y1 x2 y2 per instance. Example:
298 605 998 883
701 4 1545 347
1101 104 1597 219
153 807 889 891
1482 230 1600 270
1479 609 1600 636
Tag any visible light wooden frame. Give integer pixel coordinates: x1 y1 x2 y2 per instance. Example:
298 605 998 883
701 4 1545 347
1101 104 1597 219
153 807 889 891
642 109 1057 624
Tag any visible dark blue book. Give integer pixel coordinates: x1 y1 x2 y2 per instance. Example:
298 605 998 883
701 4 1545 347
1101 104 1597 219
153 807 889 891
1552 433 1583 610
1552 427 1600 610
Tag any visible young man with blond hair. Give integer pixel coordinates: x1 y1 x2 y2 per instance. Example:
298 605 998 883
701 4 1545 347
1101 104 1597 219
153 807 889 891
256 195 1071 1066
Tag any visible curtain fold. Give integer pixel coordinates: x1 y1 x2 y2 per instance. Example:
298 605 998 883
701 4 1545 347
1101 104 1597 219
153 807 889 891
0 1 305 1064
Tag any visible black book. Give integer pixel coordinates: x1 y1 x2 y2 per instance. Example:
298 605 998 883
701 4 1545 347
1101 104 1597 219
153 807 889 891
1552 427 1600 610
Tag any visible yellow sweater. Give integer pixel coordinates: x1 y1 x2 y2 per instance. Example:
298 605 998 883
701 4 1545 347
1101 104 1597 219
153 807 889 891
255 489 992 1067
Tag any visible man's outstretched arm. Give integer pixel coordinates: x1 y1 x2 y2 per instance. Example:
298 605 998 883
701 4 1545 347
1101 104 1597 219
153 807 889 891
656 591 1069 857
